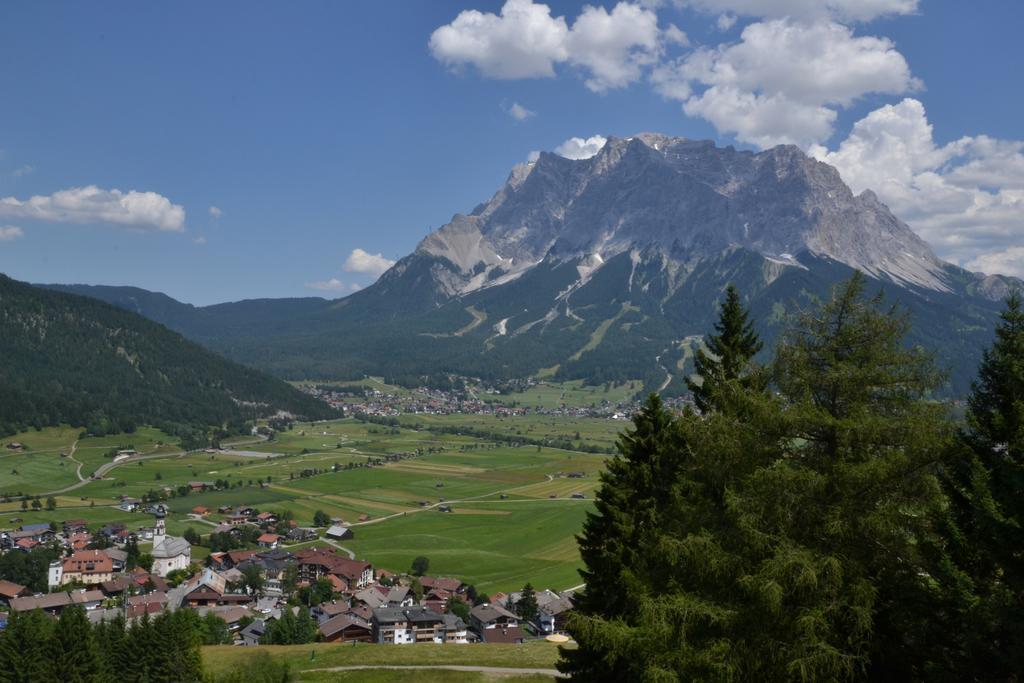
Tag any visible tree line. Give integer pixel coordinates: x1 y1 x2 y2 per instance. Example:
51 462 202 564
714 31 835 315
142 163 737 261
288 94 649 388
562 276 1024 681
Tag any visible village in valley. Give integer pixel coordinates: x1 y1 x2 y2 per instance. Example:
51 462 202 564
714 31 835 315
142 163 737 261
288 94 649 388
0 379 621 666
0 501 575 647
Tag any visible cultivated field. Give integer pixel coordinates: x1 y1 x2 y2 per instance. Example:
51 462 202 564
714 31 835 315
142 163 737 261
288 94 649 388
0 391 630 593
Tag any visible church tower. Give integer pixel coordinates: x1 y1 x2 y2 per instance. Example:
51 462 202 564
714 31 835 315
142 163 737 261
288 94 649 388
153 505 166 548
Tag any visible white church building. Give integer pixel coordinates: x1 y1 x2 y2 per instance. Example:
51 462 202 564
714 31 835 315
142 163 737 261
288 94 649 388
150 506 191 576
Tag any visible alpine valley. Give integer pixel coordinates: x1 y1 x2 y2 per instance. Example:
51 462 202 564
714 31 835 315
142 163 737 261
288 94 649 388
45 135 1020 396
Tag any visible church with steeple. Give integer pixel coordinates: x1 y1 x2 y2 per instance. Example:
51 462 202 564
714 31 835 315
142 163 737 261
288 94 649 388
150 505 191 576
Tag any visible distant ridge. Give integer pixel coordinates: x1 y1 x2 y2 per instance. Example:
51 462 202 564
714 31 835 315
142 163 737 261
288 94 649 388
1 274 336 437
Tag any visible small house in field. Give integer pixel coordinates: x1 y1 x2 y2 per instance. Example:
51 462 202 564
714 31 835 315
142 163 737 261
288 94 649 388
257 533 281 549
325 525 353 541
192 506 210 516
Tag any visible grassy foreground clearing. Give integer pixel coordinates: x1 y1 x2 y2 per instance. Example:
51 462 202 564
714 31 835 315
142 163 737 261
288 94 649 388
299 670 553 682
202 641 565 677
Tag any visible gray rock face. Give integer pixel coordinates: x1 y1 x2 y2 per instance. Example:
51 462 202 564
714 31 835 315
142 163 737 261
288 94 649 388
415 134 950 297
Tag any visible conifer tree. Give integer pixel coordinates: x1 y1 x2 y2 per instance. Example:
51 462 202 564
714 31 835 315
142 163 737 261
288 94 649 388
686 284 763 413
0 609 55 682
940 292 1024 676
561 274 962 681
49 606 103 683
515 583 539 624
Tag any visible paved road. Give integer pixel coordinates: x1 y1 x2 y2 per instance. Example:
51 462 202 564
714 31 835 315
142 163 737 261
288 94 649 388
304 664 566 678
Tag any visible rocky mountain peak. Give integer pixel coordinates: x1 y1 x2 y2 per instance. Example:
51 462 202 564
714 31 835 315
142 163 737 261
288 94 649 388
415 133 950 296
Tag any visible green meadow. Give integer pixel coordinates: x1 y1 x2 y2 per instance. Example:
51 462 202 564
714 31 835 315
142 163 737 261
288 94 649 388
0 398 628 593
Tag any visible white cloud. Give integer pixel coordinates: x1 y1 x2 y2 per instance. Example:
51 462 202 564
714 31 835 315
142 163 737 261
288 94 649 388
430 0 667 92
305 278 346 292
12 164 33 178
526 150 542 162
677 0 919 22
566 2 663 92
0 225 23 241
208 206 223 218
193 236 207 245
506 102 536 120
429 0 569 79
0 186 185 232
554 135 608 160
343 248 396 277
675 19 919 148
812 98 1024 276
965 248 1024 279
716 13 737 30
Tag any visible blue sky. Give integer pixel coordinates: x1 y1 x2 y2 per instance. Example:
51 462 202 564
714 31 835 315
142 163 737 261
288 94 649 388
1 1 1022 304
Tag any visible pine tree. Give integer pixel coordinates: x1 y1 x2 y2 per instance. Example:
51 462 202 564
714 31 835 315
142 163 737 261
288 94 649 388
516 583 539 624
49 606 103 683
561 274 962 681
686 284 763 413
940 292 1024 676
0 609 55 682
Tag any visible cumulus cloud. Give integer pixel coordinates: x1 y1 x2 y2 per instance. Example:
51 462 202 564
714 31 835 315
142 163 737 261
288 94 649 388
429 0 569 79
554 135 608 160
812 98 1024 276
208 206 223 218
506 102 536 120
343 248 396 277
0 186 185 232
430 0 667 92
0 225 23 241
676 19 920 148
565 2 662 92
677 0 919 22
965 248 1024 279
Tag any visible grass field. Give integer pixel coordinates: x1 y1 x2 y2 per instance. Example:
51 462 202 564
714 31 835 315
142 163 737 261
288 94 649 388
0 394 630 593
202 641 565 678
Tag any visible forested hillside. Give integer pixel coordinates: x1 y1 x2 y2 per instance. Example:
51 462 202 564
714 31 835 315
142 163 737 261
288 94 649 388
0 274 335 438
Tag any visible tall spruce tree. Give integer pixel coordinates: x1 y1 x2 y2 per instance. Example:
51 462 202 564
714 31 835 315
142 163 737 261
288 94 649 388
561 274 963 681
940 292 1024 676
48 606 103 683
0 609 55 682
687 284 763 413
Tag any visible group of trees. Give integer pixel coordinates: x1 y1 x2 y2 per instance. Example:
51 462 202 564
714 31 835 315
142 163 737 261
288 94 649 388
562 275 1024 681
0 274 336 440
0 607 210 682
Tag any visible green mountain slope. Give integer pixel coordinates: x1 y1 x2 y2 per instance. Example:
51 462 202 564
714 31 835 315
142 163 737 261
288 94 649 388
0 274 336 438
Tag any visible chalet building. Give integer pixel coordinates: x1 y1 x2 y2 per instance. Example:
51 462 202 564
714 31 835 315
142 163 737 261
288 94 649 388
419 576 466 594
470 602 519 632
320 614 373 643
295 548 373 590
256 533 281 549
0 580 30 607
62 519 88 535
49 549 115 588
324 525 353 540
10 589 104 615
371 606 468 644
